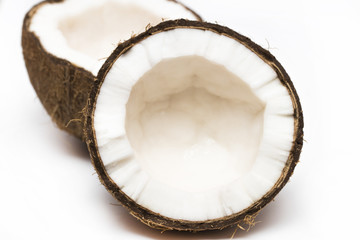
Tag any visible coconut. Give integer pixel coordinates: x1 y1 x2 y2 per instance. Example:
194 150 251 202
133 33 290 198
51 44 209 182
85 20 303 231
22 0 201 139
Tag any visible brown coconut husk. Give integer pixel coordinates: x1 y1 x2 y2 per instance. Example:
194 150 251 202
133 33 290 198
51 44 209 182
22 0 202 140
85 19 304 232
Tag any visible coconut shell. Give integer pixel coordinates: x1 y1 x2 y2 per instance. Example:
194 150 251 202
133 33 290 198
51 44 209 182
85 19 304 232
22 0 201 140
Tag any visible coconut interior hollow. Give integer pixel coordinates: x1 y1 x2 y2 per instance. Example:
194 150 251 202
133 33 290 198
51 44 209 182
29 0 198 74
58 2 162 60
94 29 295 221
126 56 265 192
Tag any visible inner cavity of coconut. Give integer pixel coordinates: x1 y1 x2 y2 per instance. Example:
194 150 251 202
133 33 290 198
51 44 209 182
58 2 162 60
94 28 295 221
125 56 265 192
29 0 198 74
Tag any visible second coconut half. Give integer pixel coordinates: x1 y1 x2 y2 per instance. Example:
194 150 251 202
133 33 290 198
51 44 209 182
85 20 303 231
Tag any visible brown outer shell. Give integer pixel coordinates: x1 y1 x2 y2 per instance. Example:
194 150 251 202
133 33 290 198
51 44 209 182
85 19 304 232
21 0 202 140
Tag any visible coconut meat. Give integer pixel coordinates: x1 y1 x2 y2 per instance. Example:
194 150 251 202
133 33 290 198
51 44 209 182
125 56 265 193
29 0 197 75
94 29 295 221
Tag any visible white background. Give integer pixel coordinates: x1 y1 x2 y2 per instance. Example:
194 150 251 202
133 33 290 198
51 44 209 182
0 0 359 239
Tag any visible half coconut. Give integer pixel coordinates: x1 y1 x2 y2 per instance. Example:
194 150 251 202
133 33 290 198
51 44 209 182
22 0 200 139
85 20 303 231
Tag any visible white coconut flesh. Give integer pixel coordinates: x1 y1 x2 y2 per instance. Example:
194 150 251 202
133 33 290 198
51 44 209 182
94 28 295 221
29 0 197 75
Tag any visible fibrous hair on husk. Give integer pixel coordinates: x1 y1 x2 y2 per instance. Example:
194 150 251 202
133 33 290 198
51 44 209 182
85 19 304 232
22 0 201 140
22 1 93 139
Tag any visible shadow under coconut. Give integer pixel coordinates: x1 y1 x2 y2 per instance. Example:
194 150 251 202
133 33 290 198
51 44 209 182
60 135 89 161
46 123 90 161
51 129 89 161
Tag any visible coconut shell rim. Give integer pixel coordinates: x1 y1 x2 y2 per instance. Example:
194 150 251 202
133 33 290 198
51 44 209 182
22 0 202 75
85 19 304 232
